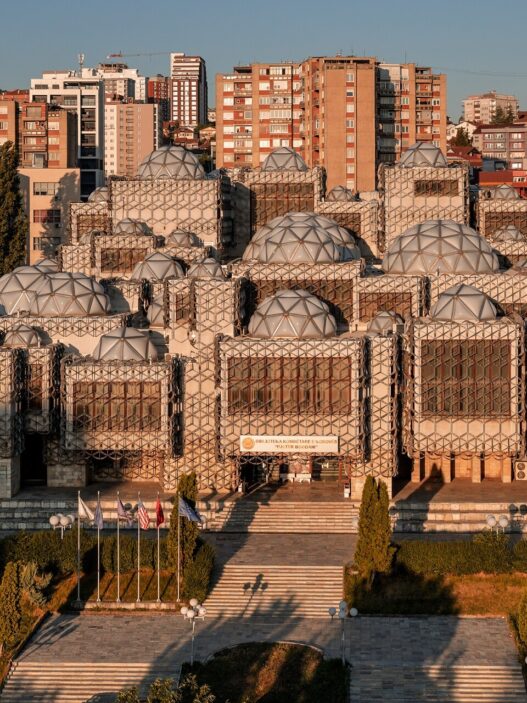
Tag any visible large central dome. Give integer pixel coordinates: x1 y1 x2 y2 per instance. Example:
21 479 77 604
248 289 337 338
137 146 205 180
398 142 448 168
383 220 499 275
261 147 308 172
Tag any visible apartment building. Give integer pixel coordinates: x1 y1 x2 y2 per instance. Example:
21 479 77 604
148 74 171 121
472 122 527 170
83 63 147 103
463 91 519 124
216 56 447 191
170 53 207 128
0 100 18 145
104 102 161 177
30 71 105 199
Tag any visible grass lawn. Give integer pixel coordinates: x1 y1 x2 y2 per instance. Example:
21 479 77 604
182 642 348 703
345 569 527 616
81 569 179 603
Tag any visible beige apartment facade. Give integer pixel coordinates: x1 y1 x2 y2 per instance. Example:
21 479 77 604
216 56 447 192
463 91 519 124
104 102 161 177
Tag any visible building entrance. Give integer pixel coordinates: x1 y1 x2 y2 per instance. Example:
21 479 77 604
21 435 47 486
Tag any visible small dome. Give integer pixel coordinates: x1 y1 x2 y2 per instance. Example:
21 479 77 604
88 186 109 203
137 145 205 180
113 218 152 236
488 184 520 200
248 289 337 338
261 147 308 172
367 311 404 335
430 284 497 321
383 220 499 275
29 272 110 317
398 142 448 168
243 212 358 263
187 257 224 279
131 252 184 281
493 225 524 242
92 327 158 362
146 299 165 328
326 185 357 202
0 266 48 315
166 230 202 248
34 258 59 273
3 324 41 348
511 257 527 275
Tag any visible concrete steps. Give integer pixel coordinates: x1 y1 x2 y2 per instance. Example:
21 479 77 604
349 665 526 701
204 564 343 618
0 661 180 702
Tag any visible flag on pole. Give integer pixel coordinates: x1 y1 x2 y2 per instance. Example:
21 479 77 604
178 496 202 524
156 497 165 528
137 500 151 530
94 496 103 531
78 494 94 523
117 497 133 527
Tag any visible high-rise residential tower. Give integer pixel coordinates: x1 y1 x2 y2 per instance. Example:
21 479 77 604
169 52 207 128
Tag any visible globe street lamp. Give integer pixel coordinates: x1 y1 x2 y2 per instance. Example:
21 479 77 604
181 598 207 666
49 513 75 540
329 600 358 665
486 514 510 534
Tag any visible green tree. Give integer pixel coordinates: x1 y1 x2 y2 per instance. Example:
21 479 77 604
0 141 27 273
353 477 394 584
19 561 52 608
0 561 22 653
517 591 527 648
146 677 179 702
117 687 141 703
451 127 472 147
491 106 514 125
506 105 516 124
167 472 200 579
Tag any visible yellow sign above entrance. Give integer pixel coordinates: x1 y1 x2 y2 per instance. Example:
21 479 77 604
239 435 339 454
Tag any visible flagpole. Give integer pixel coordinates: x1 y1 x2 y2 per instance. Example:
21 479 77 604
96 491 101 603
157 492 161 603
177 490 180 602
116 491 121 603
76 490 81 604
137 491 141 603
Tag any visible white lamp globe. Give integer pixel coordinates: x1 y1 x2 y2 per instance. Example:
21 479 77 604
328 607 336 617
180 606 189 616
338 610 346 619
187 609 196 619
49 515 59 527
350 607 359 617
339 600 348 610
59 515 71 527
498 515 509 529
198 606 207 617
67 514 76 524
486 515 497 528
189 598 199 608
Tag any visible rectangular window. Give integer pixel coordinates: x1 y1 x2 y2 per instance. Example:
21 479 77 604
421 340 510 417
414 180 459 196
100 248 148 273
32 236 61 251
33 209 60 224
358 291 413 322
33 182 59 196
73 381 162 431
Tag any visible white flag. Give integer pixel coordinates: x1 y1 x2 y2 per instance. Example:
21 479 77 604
78 495 94 522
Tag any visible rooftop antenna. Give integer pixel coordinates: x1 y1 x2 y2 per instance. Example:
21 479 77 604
78 53 85 75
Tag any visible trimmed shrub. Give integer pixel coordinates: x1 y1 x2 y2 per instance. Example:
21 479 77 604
182 541 215 603
0 562 22 651
354 477 394 583
513 539 527 572
0 530 96 577
167 472 199 575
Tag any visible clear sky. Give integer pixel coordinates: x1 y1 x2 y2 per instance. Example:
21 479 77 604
1 0 526 120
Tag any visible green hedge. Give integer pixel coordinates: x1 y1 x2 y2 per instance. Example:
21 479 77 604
0 530 96 576
395 533 515 575
182 541 215 603
101 534 169 572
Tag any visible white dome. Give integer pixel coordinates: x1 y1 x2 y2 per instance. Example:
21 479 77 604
261 147 308 172
88 186 109 203
137 146 205 180
326 185 357 202
93 327 158 362
367 311 404 335
166 230 202 248
0 267 48 315
489 184 520 200
430 284 497 322
29 272 110 317
131 252 184 281
398 142 448 168
248 289 337 338
113 219 152 236
493 225 524 242
146 299 165 328
34 258 59 273
187 257 224 279
3 324 41 348
243 212 358 263
383 220 499 275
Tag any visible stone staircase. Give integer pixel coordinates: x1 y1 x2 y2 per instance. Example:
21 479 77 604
349 664 527 701
204 564 343 618
198 497 527 534
0 661 180 702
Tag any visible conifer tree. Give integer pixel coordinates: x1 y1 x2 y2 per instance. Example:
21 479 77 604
0 142 27 274
372 480 395 575
353 476 377 581
167 472 200 576
354 477 394 584
0 561 22 653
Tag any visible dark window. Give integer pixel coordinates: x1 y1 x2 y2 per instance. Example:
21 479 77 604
100 248 147 273
414 180 459 196
33 209 60 224
76 214 109 236
73 381 161 431
421 340 510 417
359 291 413 322
228 357 354 415
484 213 527 239
250 183 315 233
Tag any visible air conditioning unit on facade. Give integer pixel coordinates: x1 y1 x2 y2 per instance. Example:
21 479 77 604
514 460 527 480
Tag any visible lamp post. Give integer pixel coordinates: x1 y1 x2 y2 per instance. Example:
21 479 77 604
181 598 207 667
486 514 510 533
49 513 75 540
329 600 358 665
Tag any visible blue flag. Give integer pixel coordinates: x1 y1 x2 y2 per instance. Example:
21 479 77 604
179 496 202 524
94 497 103 530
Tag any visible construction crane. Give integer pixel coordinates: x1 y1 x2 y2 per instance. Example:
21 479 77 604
107 51 172 59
